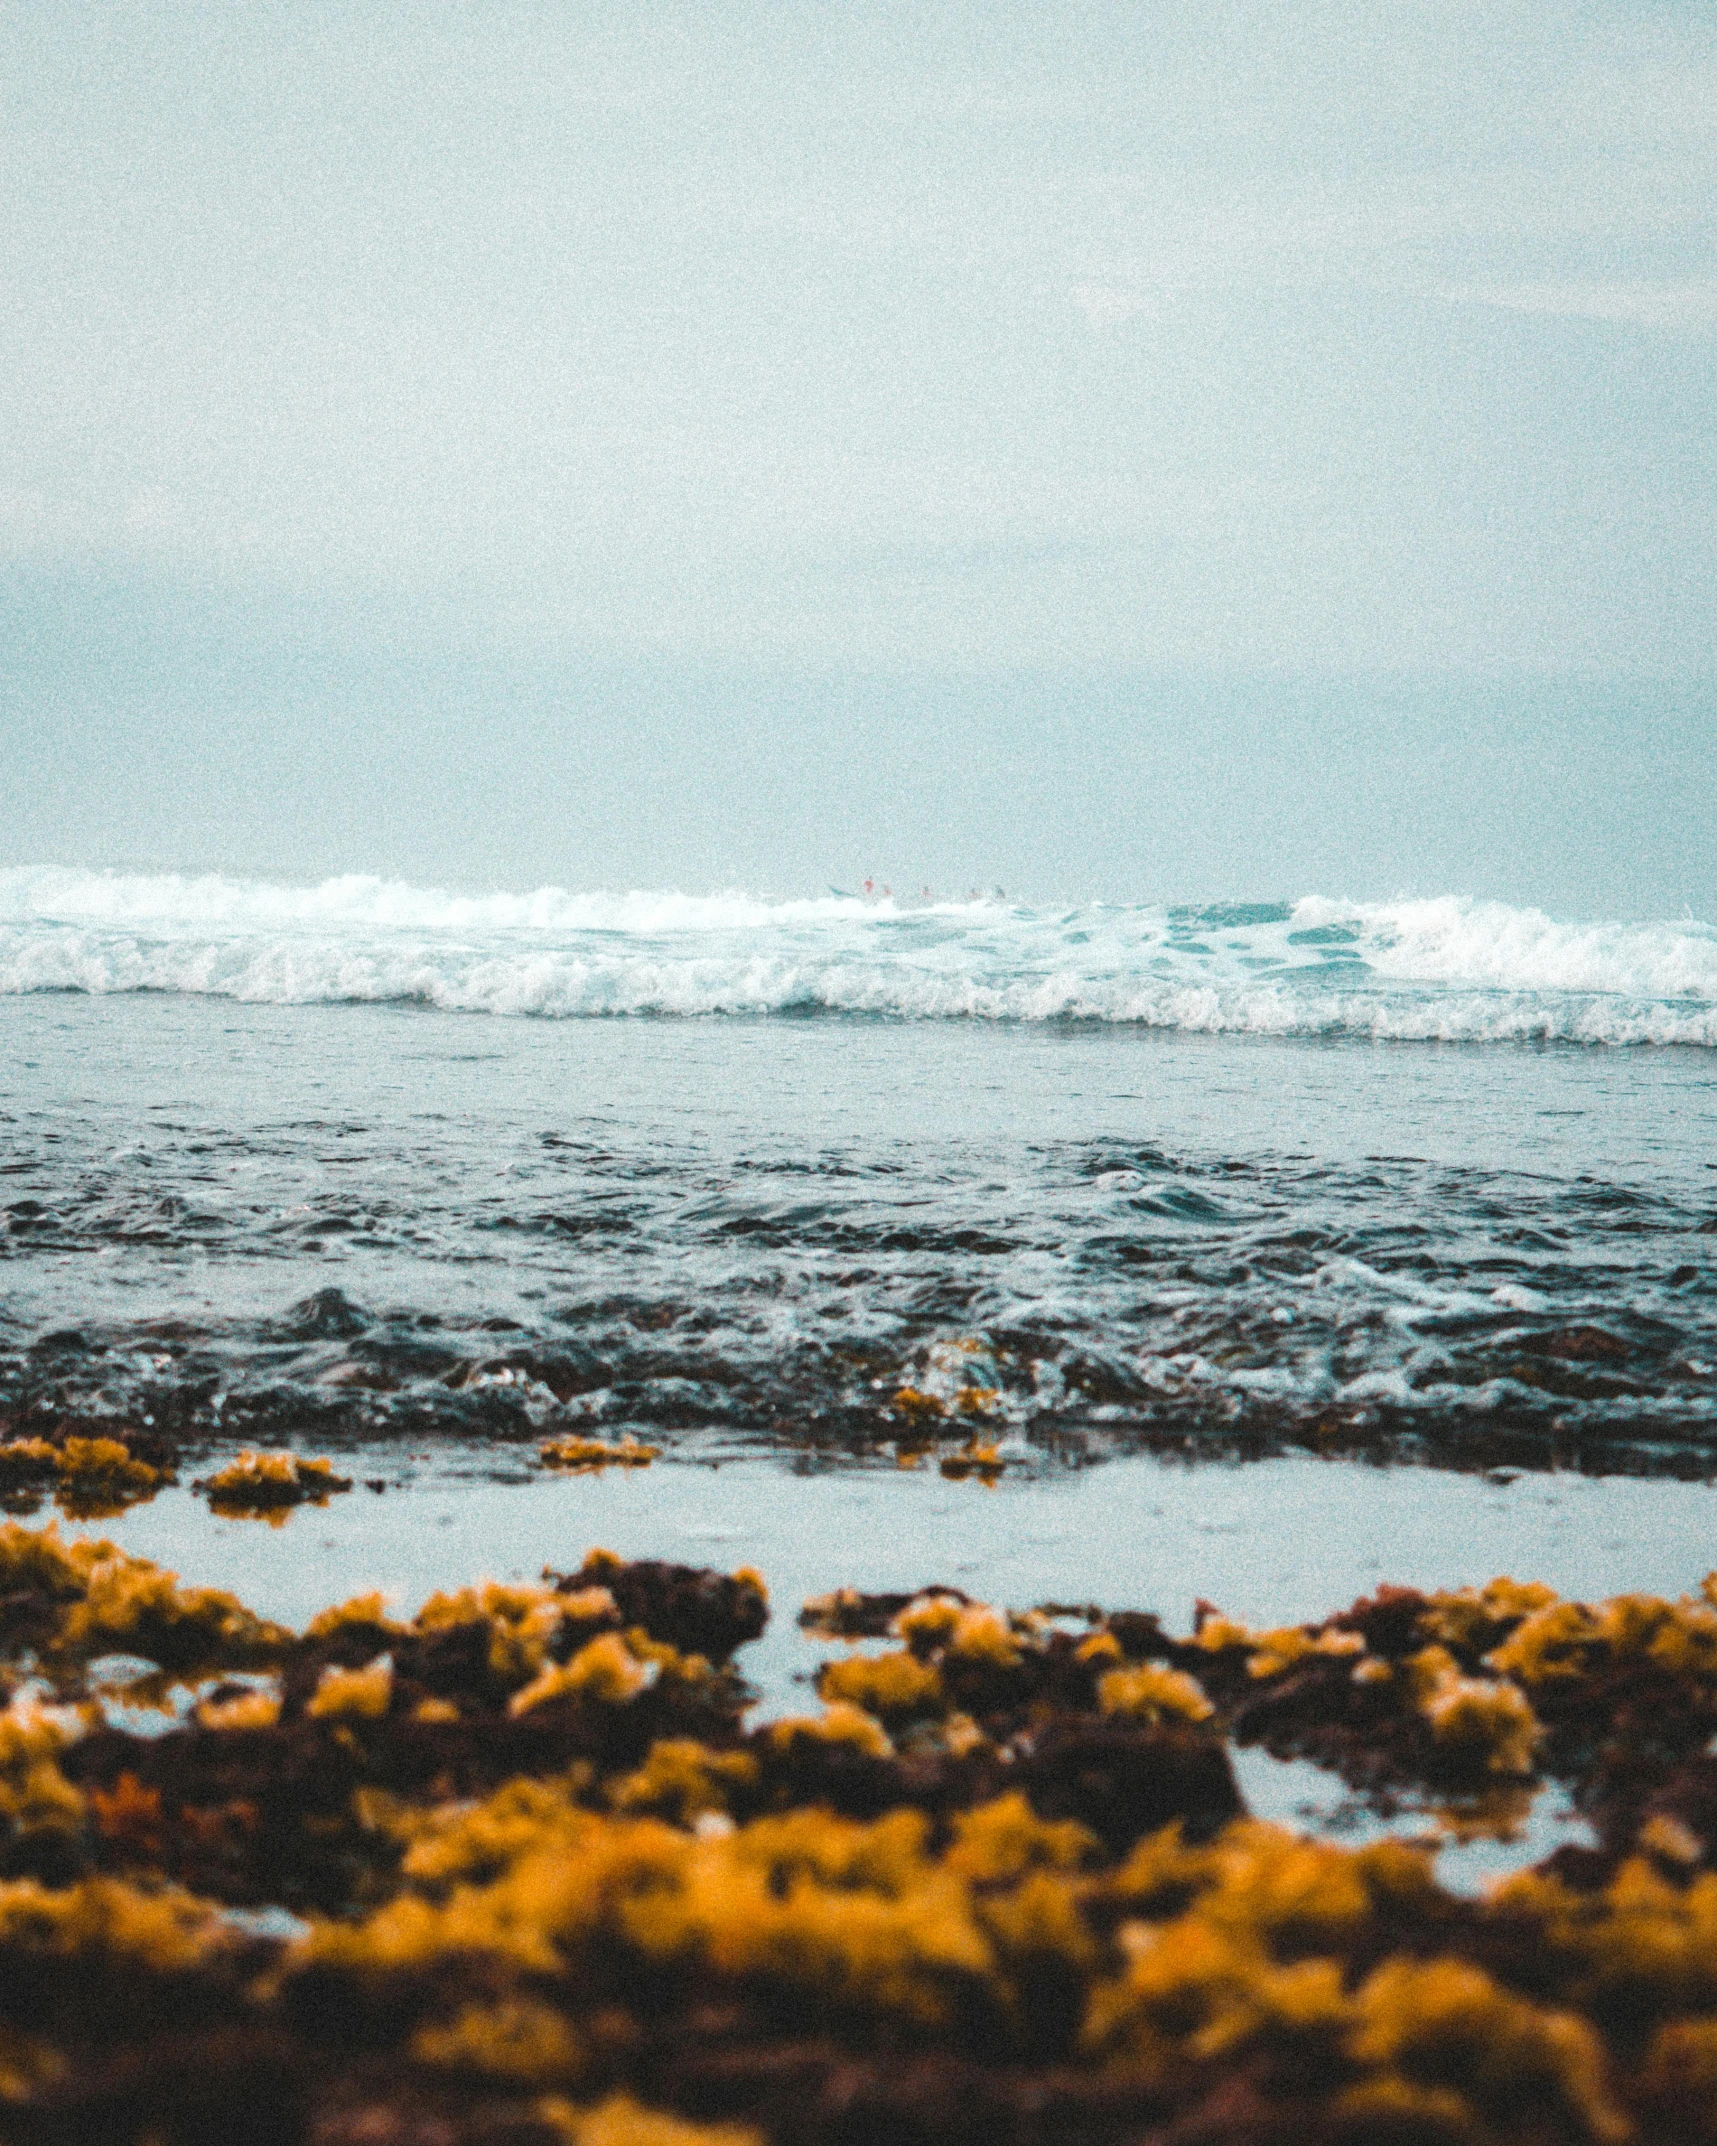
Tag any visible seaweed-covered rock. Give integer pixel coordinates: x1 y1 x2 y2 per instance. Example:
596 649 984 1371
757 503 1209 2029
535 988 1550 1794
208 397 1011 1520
11 1529 1717 2140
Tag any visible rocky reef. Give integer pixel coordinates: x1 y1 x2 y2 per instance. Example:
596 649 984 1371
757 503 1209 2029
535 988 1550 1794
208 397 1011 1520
10 1524 1717 2140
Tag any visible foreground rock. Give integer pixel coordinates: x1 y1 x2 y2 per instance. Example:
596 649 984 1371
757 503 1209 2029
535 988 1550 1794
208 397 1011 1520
6 1524 1717 2140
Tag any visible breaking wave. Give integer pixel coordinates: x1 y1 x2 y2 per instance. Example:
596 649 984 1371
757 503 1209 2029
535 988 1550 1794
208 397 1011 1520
2 866 1715 1046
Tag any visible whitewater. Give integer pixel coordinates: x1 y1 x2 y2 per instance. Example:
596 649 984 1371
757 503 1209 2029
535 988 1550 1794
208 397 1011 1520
3 872 1715 1481
3 866 1716 1046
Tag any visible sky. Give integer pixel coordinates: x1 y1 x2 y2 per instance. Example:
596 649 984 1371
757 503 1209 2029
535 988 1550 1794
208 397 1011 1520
1 2 1713 910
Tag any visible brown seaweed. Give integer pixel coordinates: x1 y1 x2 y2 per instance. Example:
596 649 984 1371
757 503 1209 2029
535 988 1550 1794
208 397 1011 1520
11 1524 1717 2141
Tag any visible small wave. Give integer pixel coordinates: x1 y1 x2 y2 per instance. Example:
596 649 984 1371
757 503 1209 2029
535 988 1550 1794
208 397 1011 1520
1 867 1714 1046
0 866 876 935
1308 894 1717 1001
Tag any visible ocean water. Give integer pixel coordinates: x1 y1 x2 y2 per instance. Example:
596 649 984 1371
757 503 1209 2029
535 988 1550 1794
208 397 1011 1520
7 864 1717 1042
8 860 1717 1868
3 866 1714 1482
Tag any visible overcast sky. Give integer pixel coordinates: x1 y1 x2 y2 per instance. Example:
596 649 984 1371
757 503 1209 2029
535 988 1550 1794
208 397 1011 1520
2 3 1713 908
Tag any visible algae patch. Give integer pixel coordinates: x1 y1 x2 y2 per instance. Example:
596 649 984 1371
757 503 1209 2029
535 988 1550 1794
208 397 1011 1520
8 1525 1717 2139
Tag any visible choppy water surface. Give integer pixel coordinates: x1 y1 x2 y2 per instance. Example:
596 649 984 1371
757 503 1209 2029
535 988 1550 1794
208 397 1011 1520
3 981 1713 1470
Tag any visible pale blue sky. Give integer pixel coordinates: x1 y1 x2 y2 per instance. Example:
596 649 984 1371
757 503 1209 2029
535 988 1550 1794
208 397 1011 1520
2 3 1713 906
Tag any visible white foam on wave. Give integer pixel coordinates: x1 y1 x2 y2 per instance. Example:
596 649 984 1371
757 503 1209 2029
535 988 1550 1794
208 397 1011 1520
1304 894 1717 1001
0 866 870 936
2 867 1714 1046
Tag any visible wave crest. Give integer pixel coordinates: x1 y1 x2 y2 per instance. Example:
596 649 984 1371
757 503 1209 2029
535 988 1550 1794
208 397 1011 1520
2 867 1714 1046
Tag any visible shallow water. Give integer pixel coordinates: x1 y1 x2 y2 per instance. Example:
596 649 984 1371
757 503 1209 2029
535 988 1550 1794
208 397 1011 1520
73 1444 1712 1887
71 1446 1717 1707
4 990 1715 1468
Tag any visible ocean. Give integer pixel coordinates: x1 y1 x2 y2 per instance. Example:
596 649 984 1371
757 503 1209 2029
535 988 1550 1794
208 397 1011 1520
4 861 1717 1866
5 863 1715 1417
2 865 1715 1616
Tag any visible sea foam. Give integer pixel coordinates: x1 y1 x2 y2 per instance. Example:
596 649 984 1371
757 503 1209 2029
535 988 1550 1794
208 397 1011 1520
2 867 1714 1046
